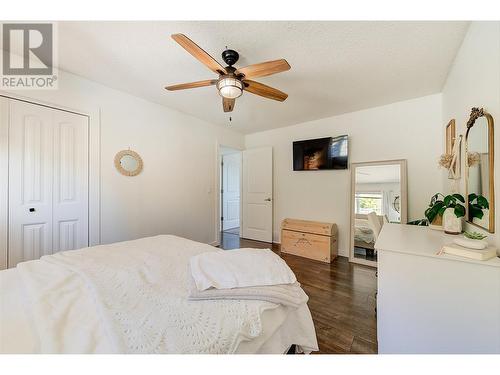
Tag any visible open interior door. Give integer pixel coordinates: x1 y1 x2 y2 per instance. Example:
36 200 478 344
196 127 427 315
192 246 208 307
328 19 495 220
222 152 241 231
242 147 273 242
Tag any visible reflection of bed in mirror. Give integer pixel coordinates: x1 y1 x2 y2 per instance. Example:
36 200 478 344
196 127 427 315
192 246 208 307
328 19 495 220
353 214 385 261
354 218 375 249
353 214 385 249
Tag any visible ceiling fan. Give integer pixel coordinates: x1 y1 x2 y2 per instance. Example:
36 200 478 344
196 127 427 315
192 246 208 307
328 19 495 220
165 34 290 113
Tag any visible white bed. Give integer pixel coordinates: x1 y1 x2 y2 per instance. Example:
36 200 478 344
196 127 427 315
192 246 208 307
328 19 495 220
0 235 318 354
354 218 375 248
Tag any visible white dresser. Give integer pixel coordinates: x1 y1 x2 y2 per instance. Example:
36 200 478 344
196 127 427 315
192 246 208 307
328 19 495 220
376 224 500 354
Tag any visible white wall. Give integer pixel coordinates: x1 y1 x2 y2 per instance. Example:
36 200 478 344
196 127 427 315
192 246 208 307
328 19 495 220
245 94 443 256
2 68 244 246
442 21 500 247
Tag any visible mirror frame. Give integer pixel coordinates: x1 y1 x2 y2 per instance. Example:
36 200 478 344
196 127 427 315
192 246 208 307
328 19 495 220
465 107 495 233
349 159 408 267
446 119 456 155
114 149 143 177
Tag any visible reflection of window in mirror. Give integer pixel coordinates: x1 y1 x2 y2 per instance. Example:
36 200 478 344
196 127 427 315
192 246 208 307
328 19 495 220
355 192 383 215
354 164 402 223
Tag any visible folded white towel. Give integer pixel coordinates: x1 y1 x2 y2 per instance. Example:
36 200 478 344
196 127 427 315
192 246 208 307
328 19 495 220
188 275 308 308
189 248 297 291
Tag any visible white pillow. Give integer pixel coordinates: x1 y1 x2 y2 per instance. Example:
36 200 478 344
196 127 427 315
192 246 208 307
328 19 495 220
190 248 297 291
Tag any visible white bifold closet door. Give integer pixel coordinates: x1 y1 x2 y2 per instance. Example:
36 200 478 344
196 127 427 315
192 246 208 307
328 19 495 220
8 99 89 267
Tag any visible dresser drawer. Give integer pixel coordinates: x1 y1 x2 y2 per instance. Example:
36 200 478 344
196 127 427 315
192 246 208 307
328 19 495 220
281 229 333 263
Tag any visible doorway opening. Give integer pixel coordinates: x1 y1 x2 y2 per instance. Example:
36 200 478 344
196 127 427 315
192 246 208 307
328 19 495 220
219 146 242 249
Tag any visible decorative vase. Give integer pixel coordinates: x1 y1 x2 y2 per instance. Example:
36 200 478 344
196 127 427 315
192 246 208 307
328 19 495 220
443 208 462 235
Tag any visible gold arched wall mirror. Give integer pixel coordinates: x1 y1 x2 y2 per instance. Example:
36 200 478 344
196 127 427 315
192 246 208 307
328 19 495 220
114 149 143 177
465 107 495 233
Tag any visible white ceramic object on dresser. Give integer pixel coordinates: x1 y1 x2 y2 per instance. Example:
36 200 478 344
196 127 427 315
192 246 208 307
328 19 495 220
376 224 500 354
453 237 487 250
442 207 462 234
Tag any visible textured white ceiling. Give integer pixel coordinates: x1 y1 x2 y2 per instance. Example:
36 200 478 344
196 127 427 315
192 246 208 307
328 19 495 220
56 21 469 134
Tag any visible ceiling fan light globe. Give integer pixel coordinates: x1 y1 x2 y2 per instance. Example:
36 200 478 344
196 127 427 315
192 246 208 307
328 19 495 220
217 77 243 99
220 86 242 99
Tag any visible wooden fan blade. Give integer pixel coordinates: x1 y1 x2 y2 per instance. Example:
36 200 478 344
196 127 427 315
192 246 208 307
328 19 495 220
222 98 235 112
165 79 217 91
243 80 288 102
235 59 290 79
171 34 227 75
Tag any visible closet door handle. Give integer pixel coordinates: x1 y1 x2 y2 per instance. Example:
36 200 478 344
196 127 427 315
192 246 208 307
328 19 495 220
264 198 272 202
29 207 35 212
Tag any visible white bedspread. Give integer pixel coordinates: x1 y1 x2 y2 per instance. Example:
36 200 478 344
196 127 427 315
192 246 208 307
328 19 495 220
354 219 375 244
1 235 318 354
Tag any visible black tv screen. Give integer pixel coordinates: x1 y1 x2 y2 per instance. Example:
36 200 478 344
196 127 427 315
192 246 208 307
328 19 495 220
293 135 348 170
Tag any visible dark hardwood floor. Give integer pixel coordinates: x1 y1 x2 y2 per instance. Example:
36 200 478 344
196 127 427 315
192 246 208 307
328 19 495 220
219 231 378 354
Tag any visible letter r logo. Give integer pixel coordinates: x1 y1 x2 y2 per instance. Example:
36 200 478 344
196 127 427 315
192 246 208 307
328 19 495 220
2 23 53 75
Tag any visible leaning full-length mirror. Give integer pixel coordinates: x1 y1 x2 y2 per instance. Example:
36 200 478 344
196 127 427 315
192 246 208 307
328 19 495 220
349 160 408 267
465 108 495 232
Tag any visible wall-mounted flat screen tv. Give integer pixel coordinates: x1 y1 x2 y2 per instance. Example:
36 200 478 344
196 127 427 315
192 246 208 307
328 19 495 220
293 135 348 170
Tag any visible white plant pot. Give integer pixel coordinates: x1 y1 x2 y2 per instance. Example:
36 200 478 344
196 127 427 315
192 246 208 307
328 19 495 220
443 207 462 235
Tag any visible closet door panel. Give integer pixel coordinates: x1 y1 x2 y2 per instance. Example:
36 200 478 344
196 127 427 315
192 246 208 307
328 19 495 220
0 98 8 269
8 100 54 267
52 111 89 252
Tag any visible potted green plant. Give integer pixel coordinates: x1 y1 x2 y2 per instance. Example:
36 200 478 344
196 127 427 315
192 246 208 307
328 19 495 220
468 193 489 221
425 193 466 234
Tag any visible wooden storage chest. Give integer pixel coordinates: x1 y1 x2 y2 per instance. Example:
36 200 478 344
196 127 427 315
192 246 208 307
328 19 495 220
280 218 338 263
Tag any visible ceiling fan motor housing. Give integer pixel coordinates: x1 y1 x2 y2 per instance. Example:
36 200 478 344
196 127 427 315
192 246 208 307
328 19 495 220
222 49 239 66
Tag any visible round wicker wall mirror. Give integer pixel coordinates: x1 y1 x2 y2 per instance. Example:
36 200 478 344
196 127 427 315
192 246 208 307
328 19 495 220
114 149 143 176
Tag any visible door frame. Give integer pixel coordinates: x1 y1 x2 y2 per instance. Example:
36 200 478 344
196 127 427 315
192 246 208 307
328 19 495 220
0 92 100 269
214 142 243 247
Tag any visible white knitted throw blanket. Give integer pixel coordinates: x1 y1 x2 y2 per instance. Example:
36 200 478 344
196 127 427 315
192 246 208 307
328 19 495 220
18 235 278 353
